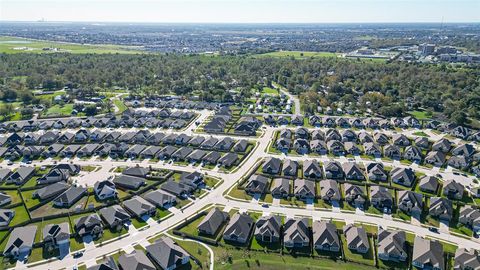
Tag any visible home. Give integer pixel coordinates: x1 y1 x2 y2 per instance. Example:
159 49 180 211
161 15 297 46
403 145 423 163
343 224 369 254
33 182 70 201
43 222 70 252
418 175 439 194
311 130 325 140
179 171 204 188
254 215 282 243
144 190 176 209
458 205 480 233
359 132 374 144
161 181 193 198
99 205 131 231
432 138 452 153
344 183 366 208
310 140 327 155
391 167 415 187
283 218 310 248
197 208 229 236
233 140 248 152
282 159 298 177
364 142 382 157
443 179 465 200
123 196 156 218
295 127 309 139
447 155 470 170
319 180 340 203
293 138 310 154
113 175 146 190
262 157 282 174
325 129 341 141
454 248 480 270
412 237 444 270
392 134 410 146
0 209 15 227
343 162 364 181
324 161 344 179
377 228 407 262
341 129 357 142
270 178 290 198
171 147 193 161
59 144 82 158
344 142 361 155
326 140 345 155
294 179 315 201
429 197 453 221
74 214 103 238
452 144 475 158
3 226 37 258
140 146 162 159
303 160 323 179
366 163 387 181
312 221 340 252
146 236 191 270
118 250 155 270
53 186 87 208
218 153 238 168
42 144 64 158
37 168 70 185
370 186 393 210
245 175 269 195
425 151 446 167
373 132 389 145
214 137 235 151
157 145 178 160
94 180 117 200
397 190 423 217
384 144 401 160
203 151 222 165
0 192 11 207
223 213 254 244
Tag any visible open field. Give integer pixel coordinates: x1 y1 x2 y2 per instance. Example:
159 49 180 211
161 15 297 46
0 36 146 54
255 51 339 59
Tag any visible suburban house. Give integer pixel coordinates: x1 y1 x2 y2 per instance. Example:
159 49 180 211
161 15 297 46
403 145 423 163
370 186 393 210
377 228 407 262
319 180 341 203
432 138 452 153
366 163 388 181
343 224 369 254
146 236 191 270
0 209 15 227
458 205 480 233
99 205 131 230
0 192 11 207
43 222 70 252
344 183 366 208
303 160 323 179
412 237 444 270
52 186 87 208
245 175 269 195
118 250 155 270
113 175 146 190
270 178 290 198
74 214 104 238
454 248 480 270
144 190 177 209
6 166 35 185
384 144 401 160
312 221 340 252
197 208 229 236
390 167 415 187
397 190 423 217
283 218 310 248
324 161 344 179
3 226 37 258
161 181 193 198
310 140 327 155
94 180 118 200
429 197 453 221
294 179 316 201
262 157 282 174
343 162 364 181
33 182 70 201
414 137 430 149
392 134 410 146
418 176 439 194
223 213 254 244
254 215 282 243
123 196 156 218
425 151 446 167
282 159 298 177
443 179 465 200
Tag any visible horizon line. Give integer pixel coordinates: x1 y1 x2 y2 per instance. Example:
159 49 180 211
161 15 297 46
1 20 480 24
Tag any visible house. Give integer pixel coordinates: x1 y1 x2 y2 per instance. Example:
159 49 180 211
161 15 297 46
447 156 470 170
404 145 423 163
172 147 193 161
454 248 480 270
384 144 401 160
140 146 162 159
425 151 446 167
144 190 176 209
0 192 11 207
324 161 344 179
450 126 471 140
188 136 205 147
146 236 191 270
197 208 229 236
364 142 382 157
33 182 70 200
412 237 444 270
392 134 410 146
415 137 430 149
262 157 282 174
223 213 254 244
295 127 309 139
373 132 389 145
303 160 323 179
452 144 475 158
429 197 453 221
293 139 310 154
214 137 235 151
36 168 70 185
161 181 193 198
179 171 204 188
74 214 103 238
6 166 35 185
233 140 248 152
42 144 64 158
370 186 393 210
94 180 117 200
157 145 178 160
245 175 269 195
118 250 155 270
279 129 292 139
377 228 407 262
123 196 156 218
234 117 261 136
283 218 310 248
53 186 87 208
310 140 327 155
311 130 325 140
343 162 364 181
319 180 341 202
443 179 465 200
391 167 415 187
359 132 374 144
294 179 316 201
270 177 290 198
254 215 282 243
291 115 304 126
344 142 361 155
341 130 357 142
458 205 480 233
366 163 387 181
202 151 222 165
325 129 341 141
432 138 452 153
125 145 147 159
218 153 238 167
113 175 146 190
0 209 15 227
0 168 10 182
343 224 369 254
99 205 131 230
397 190 423 217
59 144 81 157
282 159 298 177
3 226 37 258
312 221 340 252
43 222 70 251
326 140 345 155
77 144 100 157
418 176 439 194
344 183 366 208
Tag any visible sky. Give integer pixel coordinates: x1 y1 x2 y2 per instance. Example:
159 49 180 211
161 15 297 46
0 0 479 23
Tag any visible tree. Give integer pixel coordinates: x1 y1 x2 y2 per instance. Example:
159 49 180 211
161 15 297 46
20 91 34 104
84 105 98 116
20 107 33 119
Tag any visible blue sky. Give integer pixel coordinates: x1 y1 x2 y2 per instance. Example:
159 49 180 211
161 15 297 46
1 0 479 23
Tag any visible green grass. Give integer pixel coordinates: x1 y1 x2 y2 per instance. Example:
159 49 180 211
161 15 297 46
261 87 279 95
113 99 128 113
43 104 74 117
408 110 432 120
131 218 148 229
70 237 85 252
95 228 128 244
0 36 145 54
9 204 30 226
413 131 428 137
341 235 375 266
255 51 338 59
175 238 211 270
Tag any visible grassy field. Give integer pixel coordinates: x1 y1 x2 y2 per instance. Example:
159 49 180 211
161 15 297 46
43 104 74 117
408 110 432 120
261 87 279 95
0 36 145 54
113 99 128 113
255 51 338 59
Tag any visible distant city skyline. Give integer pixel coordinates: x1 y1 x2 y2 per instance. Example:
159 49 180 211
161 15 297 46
1 0 479 23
